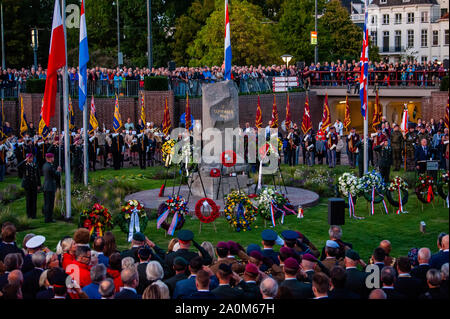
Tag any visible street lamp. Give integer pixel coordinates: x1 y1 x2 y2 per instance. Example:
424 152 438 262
147 0 153 70
113 0 122 66
281 54 293 92
31 28 38 70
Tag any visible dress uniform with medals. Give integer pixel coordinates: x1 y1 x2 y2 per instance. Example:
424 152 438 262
22 153 41 219
374 141 393 183
390 126 404 171
405 127 418 171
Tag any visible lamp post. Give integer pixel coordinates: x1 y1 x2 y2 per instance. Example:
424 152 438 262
113 0 121 66
31 28 38 70
1 1 4 70
146 0 153 70
281 54 293 93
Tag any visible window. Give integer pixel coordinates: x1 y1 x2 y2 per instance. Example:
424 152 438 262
383 31 390 52
421 30 428 47
407 30 414 48
370 31 378 46
383 14 390 25
371 15 376 25
395 13 402 24
395 31 402 51
421 12 428 23
432 30 439 46
445 30 449 46
380 0 387 3
407 13 414 23
421 56 427 63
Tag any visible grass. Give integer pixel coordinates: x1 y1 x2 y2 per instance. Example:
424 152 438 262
1 164 448 263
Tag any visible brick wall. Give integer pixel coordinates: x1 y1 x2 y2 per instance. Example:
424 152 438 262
421 91 448 121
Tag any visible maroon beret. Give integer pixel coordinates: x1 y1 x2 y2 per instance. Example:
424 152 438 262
45 153 54 158
217 241 229 250
245 263 259 275
250 250 263 261
284 257 299 270
26 153 33 159
227 241 239 252
302 253 317 262
280 246 295 256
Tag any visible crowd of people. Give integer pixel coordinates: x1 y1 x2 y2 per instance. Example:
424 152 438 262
1 58 448 97
0 222 448 300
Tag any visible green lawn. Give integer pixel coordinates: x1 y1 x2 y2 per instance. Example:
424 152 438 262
1 165 448 263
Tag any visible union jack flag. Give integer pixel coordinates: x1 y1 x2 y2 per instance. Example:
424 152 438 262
359 0 369 119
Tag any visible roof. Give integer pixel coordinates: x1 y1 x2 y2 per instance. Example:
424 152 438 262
370 0 439 6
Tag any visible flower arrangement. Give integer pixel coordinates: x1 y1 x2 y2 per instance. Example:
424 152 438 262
224 191 257 232
415 174 435 204
256 187 296 223
338 173 361 197
359 170 386 193
79 203 113 239
388 176 408 191
161 139 176 166
195 198 220 224
114 200 148 235
156 196 188 235
386 176 409 208
437 171 449 200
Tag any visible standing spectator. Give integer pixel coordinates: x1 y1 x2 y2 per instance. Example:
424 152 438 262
394 256 422 299
411 248 431 292
312 272 329 299
260 277 278 299
430 234 449 270
114 267 140 299
419 269 447 299
98 278 115 299
380 266 406 299
82 264 106 299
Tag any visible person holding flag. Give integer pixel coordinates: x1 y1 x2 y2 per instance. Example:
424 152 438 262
285 94 291 131
19 96 29 137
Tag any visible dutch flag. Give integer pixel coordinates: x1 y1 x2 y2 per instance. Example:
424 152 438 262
224 0 232 81
78 0 89 111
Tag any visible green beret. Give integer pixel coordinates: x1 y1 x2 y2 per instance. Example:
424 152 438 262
132 232 146 242
177 229 194 241
345 249 360 261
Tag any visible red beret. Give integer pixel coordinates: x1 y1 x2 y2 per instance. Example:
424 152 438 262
227 241 239 252
26 153 33 159
302 253 317 262
284 257 299 270
280 246 295 256
45 153 54 158
217 241 229 250
250 250 263 261
245 263 259 275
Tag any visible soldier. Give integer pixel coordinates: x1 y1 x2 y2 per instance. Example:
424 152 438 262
15 139 28 178
390 124 404 171
111 133 124 170
374 140 393 184
21 153 41 219
71 138 83 184
42 153 61 223
96 129 106 168
0 141 7 182
304 130 315 166
88 132 98 171
405 126 418 171
326 126 338 168
346 128 360 169
372 127 387 168
416 125 432 147
137 132 148 169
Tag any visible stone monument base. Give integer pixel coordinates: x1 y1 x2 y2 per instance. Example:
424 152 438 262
189 171 252 199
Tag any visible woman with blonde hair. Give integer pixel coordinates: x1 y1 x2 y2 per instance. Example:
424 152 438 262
200 241 216 266
167 238 179 254
142 281 170 299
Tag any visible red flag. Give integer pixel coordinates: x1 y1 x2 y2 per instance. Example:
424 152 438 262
185 93 191 130
163 97 171 135
445 96 449 129
344 95 351 130
301 95 312 134
42 0 66 127
285 94 291 130
255 95 262 129
271 95 278 128
321 93 331 133
372 89 381 132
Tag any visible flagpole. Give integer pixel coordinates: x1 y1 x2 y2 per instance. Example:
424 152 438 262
62 0 71 219
83 100 88 185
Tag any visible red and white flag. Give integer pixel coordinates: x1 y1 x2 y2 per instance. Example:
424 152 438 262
42 0 66 127
400 105 408 132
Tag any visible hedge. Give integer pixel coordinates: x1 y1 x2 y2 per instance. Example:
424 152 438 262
26 79 46 93
144 76 169 91
440 76 448 92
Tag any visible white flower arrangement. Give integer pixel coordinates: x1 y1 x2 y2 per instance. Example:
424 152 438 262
358 170 386 193
338 173 361 197
388 176 408 191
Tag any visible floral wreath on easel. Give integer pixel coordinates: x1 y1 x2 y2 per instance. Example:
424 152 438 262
385 176 409 213
195 198 220 224
224 191 257 232
156 196 188 236
415 174 436 204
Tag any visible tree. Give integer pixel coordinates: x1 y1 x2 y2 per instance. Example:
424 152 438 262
317 0 362 62
187 0 280 67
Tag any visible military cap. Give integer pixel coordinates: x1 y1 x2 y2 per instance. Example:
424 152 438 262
25 235 46 249
26 153 33 159
218 263 232 275
261 229 278 241
246 244 261 255
326 240 340 249
279 246 295 256
302 253 317 262
177 229 194 241
250 250 263 261
227 241 239 252
245 263 259 275
345 249 360 261
173 256 188 267
284 257 299 270
132 232 146 242
217 241 229 250
45 153 54 158
281 230 299 240
138 247 152 260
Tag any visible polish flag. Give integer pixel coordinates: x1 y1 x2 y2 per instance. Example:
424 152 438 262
42 0 66 127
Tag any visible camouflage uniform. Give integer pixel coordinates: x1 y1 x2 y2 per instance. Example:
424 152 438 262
390 130 404 171
405 131 418 171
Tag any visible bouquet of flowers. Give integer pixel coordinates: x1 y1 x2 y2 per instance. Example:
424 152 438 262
115 200 149 238
338 173 361 197
359 170 386 193
256 187 277 220
388 176 408 191
79 203 113 239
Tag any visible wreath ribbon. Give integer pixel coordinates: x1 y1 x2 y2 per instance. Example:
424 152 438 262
156 209 170 229
396 186 403 214
236 202 248 228
270 201 277 227
427 185 434 203
167 212 179 236
349 193 364 220
381 198 389 215
127 208 141 242
272 203 286 225
371 187 375 216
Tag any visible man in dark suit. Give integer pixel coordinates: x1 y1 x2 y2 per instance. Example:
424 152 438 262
186 270 217 299
36 267 60 299
211 263 244 299
173 256 213 299
237 263 262 299
0 225 24 262
22 251 45 299
260 229 280 271
164 257 188 297
381 266 407 299
328 266 360 299
415 138 432 173
165 230 212 278
0 253 23 291
372 247 386 273
312 272 329 299
42 153 61 223
394 256 422 299
121 232 146 262
21 153 41 219
114 267 140 299
136 247 151 295
430 234 449 270
411 247 431 293
344 249 369 298
280 257 313 299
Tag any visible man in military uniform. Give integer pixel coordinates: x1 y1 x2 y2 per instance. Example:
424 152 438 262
372 127 387 168
15 139 28 178
417 125 432 147
346 128 360 169
261 229 280 269
390 124 404 171
88 132 98 171
111 133 124 170
137 132 148 169
42 153 61 223
374 140 393 183
96 129 107 168
405 126 418 171
326 126 338 168
22 153 41 219
0 141 7 182
71 138 83 184
303 130 315 166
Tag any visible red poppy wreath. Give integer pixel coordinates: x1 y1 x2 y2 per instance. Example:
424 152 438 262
195 198 220 224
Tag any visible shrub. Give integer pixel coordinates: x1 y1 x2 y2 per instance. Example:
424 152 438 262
144 76 169 91
26 79 46 93
0 207 32 231
0 184 25 204
440 76 449 91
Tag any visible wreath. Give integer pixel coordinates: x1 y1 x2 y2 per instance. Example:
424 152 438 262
114 200 149 236
221 150 237 167
437 171 449 200
415 174 436 204
156 196 188 235
79 203 113 240
359 170 386 203
224 191 257 232
255 187 296 222
195 198 220 224
210 168 220 178
337 173 361 197
385 176 409 207
161 139 176 166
